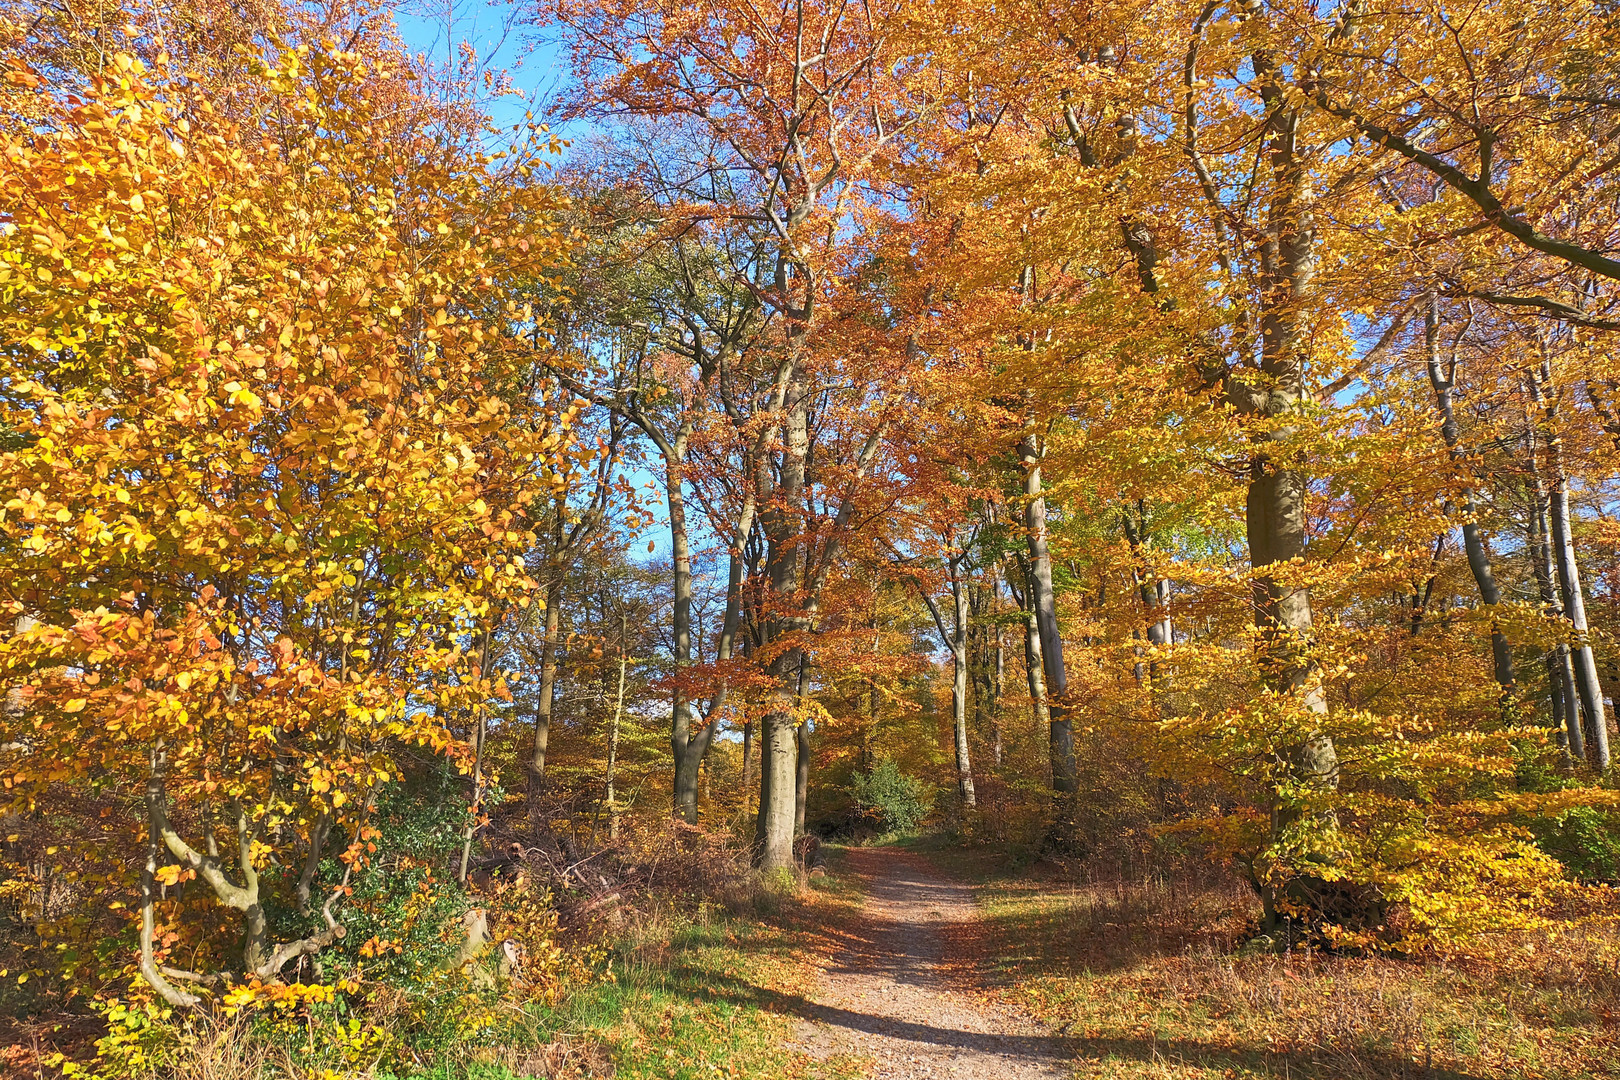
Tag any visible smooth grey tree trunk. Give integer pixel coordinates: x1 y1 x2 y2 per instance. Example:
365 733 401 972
1547 460 1609 769
1529 447 1585 760
1530 358 1609 769
950 570 976 808
1009 559 1052 750
666 451 719 822
605 613 627 842
920 557 977 810
1019 432 1075 794
1121 505 1172 692
755 371 809 870
527 574 563 829
1423 296 1514 692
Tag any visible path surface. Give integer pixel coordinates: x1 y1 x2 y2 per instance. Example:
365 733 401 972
793 847 1071 1079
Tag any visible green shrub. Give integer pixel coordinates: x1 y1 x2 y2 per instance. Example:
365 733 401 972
850 757 933 834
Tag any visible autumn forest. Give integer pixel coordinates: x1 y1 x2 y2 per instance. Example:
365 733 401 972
4 0 1620 1076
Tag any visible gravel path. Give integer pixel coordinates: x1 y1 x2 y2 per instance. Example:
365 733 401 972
793 847 1071 1079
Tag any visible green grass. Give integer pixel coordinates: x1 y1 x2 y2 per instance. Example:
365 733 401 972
387 869 866 1080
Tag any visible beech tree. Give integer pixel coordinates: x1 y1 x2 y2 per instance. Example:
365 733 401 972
0 36 576 998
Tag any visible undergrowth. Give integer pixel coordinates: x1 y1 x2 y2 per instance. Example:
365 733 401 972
8 832 859 1080
923 841 1620 1080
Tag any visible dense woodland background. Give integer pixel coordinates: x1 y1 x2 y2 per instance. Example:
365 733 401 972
4 0 1620 1074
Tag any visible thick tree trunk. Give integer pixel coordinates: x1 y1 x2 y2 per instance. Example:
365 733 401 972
754 373 808 870
1239 81 1338 902
1424 297 1514 692
1019 433 1075 794
756 673 800 871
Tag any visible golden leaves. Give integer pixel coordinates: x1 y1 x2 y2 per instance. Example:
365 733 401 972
0 27 581 983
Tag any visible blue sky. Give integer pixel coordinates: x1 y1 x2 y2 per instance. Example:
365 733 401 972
392 0 578 140
393 2 675 558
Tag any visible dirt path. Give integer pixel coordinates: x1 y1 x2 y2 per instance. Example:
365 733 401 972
793 847 1071 1079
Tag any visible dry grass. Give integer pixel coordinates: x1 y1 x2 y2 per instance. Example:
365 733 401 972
928 847 1620 1080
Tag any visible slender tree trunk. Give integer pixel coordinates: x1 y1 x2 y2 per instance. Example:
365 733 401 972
1531 359 1610 769
1548 461 1609 768
863 625 880 772
794 721 811 836
459 631 493 884
992 610 1006 767
666 446 715 822
793 659 812 836
2 615 34 869
1529 452 1585 760
1122 505 1172 692
1424 296 1514 692
1019 433 1074 794
1011 559 1052 745
950 570 977 808
528 575 563 830
141 750 200 1008
606 613 627 843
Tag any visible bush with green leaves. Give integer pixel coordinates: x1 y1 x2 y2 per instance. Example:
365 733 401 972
850 758 933 834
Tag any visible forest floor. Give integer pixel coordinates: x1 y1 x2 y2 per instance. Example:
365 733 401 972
12 838 1616 1079
904 840 1620 1080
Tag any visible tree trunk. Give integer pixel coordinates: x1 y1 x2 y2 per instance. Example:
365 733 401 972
756 678 800 871
1424 296 1514 692
950 570 977 808
666 448 716 822
1010 559 1052 749
754 372 808 870
1529 447 1585 760
528 574 563 829
605 613 627 842
459 631 493 884
1121 504 1172 692
1239 77 1338 903
1530 358 1610 769
793 658 812 836
1019 432 1075 794
794 721 811 837
1547 456 1609 769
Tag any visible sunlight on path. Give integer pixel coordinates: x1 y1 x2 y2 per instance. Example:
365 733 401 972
793 848 1071 1080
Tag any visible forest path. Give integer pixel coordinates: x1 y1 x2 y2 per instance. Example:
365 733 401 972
792 846 1072 1079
